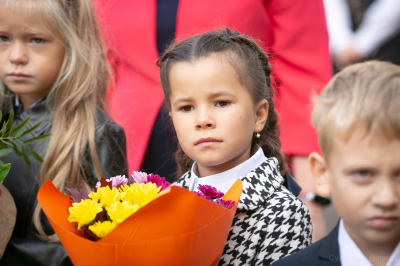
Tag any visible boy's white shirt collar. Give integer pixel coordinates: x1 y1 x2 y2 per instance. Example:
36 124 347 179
188 146 266 194
338 219 400 266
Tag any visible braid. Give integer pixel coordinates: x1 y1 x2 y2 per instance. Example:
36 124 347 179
158 28 287 178
219 29 287 175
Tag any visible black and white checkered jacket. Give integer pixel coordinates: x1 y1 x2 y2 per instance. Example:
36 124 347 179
174 157 312 266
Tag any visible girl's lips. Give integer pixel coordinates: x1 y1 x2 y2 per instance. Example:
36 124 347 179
195 138 222 147
368 217 398 229
8 73 32 81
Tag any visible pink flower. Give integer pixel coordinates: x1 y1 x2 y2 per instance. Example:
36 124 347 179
146 174 171 191
197 185 224 199
130 171 148 184
108 175 128 188
217 199 235 209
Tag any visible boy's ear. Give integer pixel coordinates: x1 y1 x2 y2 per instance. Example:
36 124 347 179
254 99 268 132
309 152 331 197
169 111 172 117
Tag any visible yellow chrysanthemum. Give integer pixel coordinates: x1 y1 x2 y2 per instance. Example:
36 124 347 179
88 220 117 238
89 186 125 207
106 201 140 224
120 183 160 207
68 199 103 229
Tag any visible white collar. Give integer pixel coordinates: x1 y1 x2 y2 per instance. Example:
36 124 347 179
338 219 400 266
188 147 266 194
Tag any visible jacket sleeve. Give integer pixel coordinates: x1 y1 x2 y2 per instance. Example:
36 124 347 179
0 237 73 266
266 0 332 155
255 192 313 265
85 116 128 186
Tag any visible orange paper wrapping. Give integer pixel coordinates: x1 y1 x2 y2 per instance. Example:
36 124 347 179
37 179 242 266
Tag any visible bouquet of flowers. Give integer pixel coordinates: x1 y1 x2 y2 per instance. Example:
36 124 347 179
38 172 242 266
66 172 235 241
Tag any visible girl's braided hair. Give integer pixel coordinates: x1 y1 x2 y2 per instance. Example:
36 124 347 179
157 28 287 177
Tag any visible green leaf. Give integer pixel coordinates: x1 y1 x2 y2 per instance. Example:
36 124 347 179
24 134 51 144
20 121 42 138
1 121 7 137
0 111 3 125
5 110 14 130
11 116 31 136
0 160 4 166
0 140 12 147
5 122 16 137
21 145 31 166
11 141 22 156
27 146 43 162
0 163 11 183
0 141 6 150
0 148 12 157
15 131 24 138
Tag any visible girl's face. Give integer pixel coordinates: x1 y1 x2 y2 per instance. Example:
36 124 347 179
169 55 268 177
0 3 64 109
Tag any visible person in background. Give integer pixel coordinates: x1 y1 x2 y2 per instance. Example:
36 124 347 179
94 0 332 241
273 61 400 266
0 0 127 265
323 0 400 69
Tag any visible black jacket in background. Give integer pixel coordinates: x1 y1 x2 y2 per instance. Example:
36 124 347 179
0 98 128 266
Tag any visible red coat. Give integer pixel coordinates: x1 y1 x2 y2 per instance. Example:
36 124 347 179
94 0 332 173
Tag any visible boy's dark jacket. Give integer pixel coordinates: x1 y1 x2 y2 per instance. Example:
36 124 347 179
0 98 128 266
272 223 341 266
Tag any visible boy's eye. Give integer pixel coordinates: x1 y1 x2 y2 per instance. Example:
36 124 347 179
32 38 44 44
0 36 9 42
180 106 193 112
216 101 230 107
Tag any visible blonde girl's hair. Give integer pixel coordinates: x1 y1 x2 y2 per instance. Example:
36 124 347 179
157 29 287 177
0 0 110 241
312 60 400 157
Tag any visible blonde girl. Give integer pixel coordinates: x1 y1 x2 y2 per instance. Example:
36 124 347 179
0 0 127 265
157 29 312 265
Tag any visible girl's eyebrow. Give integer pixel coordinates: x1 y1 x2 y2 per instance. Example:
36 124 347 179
173 91 236 106
173 98 191 107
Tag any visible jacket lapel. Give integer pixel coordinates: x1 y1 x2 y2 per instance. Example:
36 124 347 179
238 157 284 211
317 222 342 265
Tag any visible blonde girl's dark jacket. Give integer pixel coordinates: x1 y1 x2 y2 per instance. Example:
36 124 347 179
0 98 128 266
174 157 313 266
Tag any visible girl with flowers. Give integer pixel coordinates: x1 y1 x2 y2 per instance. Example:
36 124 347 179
0 0 127 265
157 29 313 265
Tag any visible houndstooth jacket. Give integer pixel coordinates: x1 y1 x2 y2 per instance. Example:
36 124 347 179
174 157 313 266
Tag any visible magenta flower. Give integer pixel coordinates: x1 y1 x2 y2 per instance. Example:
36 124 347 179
217 199 235 209
130 171 148 184
191 191 212 201
197 185 224 199
146 174 171 191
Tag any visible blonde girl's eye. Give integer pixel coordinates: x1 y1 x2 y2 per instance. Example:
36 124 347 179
0 36 9 42
180 105 194 112
32 38 44 44
354 170 372 179
216 101 230 107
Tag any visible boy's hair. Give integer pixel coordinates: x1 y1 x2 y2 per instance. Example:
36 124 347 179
0 0 109 241
157 28 287 177
312 61 400 156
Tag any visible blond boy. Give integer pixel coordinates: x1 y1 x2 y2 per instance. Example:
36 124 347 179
273 61 400 266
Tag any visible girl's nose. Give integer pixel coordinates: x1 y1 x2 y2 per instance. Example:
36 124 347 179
372 179 400 210
195 108 215 129
9 43 28 65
